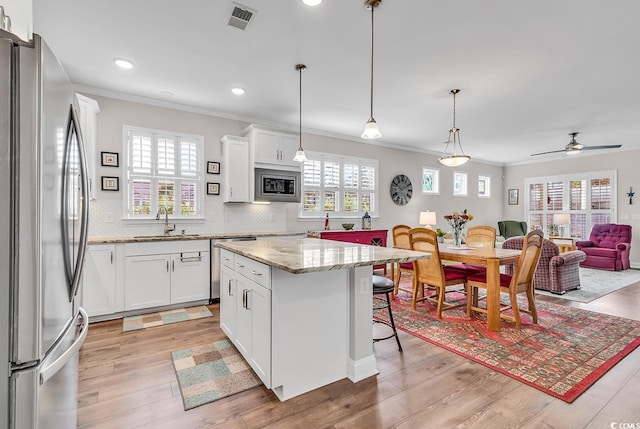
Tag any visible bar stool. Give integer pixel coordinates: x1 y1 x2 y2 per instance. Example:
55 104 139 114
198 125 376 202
372 275 402 351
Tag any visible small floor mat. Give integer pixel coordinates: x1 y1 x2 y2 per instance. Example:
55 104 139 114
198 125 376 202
122 305 213 332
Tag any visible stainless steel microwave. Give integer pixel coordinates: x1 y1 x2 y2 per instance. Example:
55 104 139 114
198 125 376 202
254 168 301 203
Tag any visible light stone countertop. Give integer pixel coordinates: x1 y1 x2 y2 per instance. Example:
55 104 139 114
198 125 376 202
88 231 305 244
217 238 429 274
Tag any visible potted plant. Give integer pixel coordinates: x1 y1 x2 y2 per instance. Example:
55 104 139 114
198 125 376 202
435 228 446 243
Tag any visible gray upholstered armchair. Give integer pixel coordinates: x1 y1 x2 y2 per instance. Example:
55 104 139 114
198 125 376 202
497 221 528 240
503 236 587 294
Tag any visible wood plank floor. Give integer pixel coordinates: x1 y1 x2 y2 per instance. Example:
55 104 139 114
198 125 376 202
78 282 640 428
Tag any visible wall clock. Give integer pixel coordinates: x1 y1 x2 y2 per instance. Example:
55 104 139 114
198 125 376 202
390 174 412 206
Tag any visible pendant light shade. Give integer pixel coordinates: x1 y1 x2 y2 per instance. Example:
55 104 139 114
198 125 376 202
439 89 470 167
293 64 308 163
361 0 382 139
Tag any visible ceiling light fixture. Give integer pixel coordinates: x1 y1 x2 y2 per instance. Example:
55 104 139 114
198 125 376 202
231 87 246 95
302 0 322 6
439 89 471 167
113 58 134 69
361 0 382 140
293 64 308 163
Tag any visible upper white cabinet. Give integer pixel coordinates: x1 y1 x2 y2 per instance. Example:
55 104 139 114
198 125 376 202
76 94 100 200
243 124 301 170
221 135 250 202
1 0 32 41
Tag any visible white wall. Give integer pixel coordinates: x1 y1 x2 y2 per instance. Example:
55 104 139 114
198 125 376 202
504 151 640 265
85 94 505 239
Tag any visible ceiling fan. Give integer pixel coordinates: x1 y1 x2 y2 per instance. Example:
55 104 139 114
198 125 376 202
530 132 622 157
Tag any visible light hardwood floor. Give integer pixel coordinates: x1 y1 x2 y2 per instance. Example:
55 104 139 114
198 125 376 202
78 282 640 428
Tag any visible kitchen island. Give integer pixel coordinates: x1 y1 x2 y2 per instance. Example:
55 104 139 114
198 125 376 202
217 238 428 401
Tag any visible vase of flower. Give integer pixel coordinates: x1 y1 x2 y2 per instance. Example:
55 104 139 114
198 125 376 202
444 209 473 248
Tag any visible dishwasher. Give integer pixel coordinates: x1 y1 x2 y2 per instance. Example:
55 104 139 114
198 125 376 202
210 237 257 301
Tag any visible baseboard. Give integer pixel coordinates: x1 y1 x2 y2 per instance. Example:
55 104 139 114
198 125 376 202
347 355 379 382
630 261 640 269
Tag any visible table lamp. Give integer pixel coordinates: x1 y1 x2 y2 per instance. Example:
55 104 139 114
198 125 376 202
553 213 570 237
419 211 437 229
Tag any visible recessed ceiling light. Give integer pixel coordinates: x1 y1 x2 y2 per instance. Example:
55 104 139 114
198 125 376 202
231 87 246 95
113 58 134 69
303 0 322 5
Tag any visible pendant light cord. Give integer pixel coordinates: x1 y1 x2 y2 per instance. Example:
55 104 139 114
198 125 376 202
299 66 303 150
369 5 375 119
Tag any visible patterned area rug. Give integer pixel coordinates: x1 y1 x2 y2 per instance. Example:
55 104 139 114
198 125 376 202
171 339 262 410
379 283 640 403
122 305 213 332
535 267 640 303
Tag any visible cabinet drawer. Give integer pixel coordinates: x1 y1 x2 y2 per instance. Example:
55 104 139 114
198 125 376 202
234 254 271 289
221 248 234 268
125 239 209 256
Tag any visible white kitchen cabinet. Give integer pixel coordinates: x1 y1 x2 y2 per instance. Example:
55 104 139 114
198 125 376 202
221 135 250 202
170 250 210 304
124 254 172 310
220 249 272 387
243 124 300 169
76 94 100 200
124 240 210 311
82 244 117 317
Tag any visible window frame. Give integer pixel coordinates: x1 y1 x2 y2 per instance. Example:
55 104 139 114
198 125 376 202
478 174 491 198
524 170 617 239
122 125 205 220
422 167 440 195
453 171 468 197
298 151 378 219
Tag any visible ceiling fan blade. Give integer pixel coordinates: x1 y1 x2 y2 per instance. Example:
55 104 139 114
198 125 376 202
580 144 622 151
530 149 567 156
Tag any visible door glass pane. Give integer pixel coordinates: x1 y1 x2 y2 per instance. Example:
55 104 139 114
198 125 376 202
343 191 358 212
323 191 336 212
180 182 197 215
546 181 563 210
131 179 152 215
591 178 611 209
303 190 321 213
158 181 175 214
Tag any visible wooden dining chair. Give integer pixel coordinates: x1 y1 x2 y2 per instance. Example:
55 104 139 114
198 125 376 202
392 224 415 295
448 225 497 275
466 229 544 329
408 228 468 317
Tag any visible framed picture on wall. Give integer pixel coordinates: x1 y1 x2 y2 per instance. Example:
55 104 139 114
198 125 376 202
508 188 519 205
101 151 119 167
207 182 220 195
207 161 220 174
101 176 119 191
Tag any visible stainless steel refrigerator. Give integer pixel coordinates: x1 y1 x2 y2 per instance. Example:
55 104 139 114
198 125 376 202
1 29 89 428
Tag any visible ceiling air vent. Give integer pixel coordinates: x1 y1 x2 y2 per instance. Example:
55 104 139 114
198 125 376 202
227 3 256 31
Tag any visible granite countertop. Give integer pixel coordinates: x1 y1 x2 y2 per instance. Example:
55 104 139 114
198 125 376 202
217 238 429 274
88 231 305 244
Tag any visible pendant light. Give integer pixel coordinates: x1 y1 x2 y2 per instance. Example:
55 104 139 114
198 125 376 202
293 64 308 162
361 0 382 139
439 89 470 167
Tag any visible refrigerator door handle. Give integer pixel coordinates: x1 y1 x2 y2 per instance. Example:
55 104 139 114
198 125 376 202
40 307 88 385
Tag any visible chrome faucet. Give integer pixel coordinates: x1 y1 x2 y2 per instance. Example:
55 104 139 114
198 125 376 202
156 207 175 235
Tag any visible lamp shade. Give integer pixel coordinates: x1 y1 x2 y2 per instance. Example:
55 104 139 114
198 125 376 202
553 213 570 225
419 211 437 227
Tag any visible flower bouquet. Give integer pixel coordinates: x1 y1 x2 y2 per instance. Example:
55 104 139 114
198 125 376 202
443 209 473 247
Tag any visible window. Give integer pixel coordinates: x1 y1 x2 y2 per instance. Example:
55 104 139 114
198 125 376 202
525 171 616 239
422 167 439 194
453 171 468 196
124 126 204 219
300 152 378 218
478 175 491 198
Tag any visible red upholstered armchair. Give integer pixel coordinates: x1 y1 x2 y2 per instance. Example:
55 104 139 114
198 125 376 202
575 224 632 271
503 237 586 294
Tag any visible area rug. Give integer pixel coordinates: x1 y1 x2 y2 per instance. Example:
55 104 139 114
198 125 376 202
122 305 213 332
535 267 640 303
171 339 262 410
379 285 640 403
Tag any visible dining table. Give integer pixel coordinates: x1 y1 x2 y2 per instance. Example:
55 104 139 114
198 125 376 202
391 244 522 332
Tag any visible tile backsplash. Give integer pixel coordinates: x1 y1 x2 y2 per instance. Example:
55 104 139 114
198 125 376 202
88 197 288 237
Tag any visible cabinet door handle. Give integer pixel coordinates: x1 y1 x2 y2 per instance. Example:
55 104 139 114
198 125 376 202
236 262 245 268
172 260 175 271
223 257 230 262
245 290 251 310
242 289 247 308
230 187 233 198
110 251 113 264
166 261 169 272
228 279 233 296
251 270 262 277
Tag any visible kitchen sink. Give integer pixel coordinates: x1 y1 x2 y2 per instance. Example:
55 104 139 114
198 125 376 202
133 233 202 239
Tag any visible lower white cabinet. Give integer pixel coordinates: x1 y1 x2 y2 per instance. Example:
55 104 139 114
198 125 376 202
219 249 271 387
82 244 117 317
124 240 210 311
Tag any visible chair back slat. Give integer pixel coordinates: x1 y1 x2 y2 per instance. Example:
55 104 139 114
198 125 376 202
513 230 544 292
466 225 496 248
409 228 444 286
392 224 412 250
